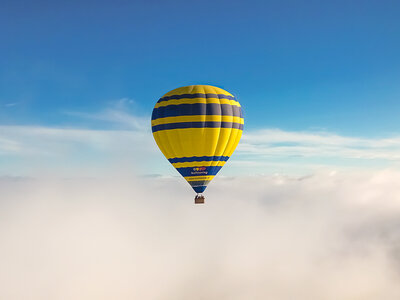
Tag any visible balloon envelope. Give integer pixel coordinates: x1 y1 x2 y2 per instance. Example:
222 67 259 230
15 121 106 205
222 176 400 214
151 85 243 194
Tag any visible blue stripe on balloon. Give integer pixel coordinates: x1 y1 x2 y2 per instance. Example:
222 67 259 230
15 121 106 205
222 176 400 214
152 121 243 133
168 156 230 163
151 103 242 120
157 93 236 103
176 166 222 177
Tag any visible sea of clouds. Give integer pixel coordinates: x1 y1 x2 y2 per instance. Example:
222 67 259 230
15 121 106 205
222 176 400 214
1 170 400 299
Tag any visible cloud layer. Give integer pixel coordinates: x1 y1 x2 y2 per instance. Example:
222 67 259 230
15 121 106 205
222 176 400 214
1 171 400 299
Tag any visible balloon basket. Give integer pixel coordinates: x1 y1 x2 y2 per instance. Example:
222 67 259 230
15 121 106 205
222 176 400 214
195 194 205 204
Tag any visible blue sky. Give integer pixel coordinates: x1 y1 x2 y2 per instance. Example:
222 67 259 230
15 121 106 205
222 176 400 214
1 0 400 176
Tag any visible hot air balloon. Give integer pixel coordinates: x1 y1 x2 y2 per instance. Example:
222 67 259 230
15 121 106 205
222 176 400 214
151 85 243 204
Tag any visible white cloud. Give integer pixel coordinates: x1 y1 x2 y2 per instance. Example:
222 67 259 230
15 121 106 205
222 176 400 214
0 136 21 153
0 125 163 177
0 125 151 155
64 98 148 130
232 129 400 175
1 108 400 177
240 129 400 160
1 171 400 299
4 102 18 108
66 109 148 130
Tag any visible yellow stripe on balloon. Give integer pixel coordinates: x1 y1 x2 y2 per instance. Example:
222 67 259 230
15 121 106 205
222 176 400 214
154 98 241 108
153 128 243 159
172 161 226 168
185 175 215 182
224 128 243 157
162 85 234 98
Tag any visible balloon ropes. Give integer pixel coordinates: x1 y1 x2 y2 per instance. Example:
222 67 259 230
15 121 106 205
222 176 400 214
151 85 244 204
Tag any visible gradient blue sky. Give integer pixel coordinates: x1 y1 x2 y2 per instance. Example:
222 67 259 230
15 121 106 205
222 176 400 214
1 0 400 135
1 0 400 177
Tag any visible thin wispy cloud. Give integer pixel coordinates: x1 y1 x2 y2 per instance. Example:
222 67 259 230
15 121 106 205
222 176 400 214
237 129 400 171
4 102 19 108
0 136 21 154
0 124 154 157
1 109 400 177
0 124 161 177
64 98 148 131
